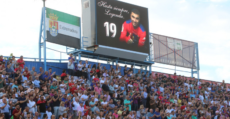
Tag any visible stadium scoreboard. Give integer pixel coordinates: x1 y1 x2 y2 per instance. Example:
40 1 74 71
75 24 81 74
82 0 149 54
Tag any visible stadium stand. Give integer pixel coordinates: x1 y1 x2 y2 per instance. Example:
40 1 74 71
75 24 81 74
0 55 228 119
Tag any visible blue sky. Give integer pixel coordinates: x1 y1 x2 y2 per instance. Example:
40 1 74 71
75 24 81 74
0 0 230 82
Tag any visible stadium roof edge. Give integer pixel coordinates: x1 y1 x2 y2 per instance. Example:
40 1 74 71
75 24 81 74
67 49 154 67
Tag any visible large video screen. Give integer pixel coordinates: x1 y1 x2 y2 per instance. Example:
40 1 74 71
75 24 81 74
96 0 149 54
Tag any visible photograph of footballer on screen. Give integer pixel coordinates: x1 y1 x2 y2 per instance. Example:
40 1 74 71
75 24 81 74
119 9 146 47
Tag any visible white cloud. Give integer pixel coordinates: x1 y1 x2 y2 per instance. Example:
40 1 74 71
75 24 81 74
210 0 229 2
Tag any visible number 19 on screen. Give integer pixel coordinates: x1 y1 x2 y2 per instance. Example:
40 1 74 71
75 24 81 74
104 22 117 38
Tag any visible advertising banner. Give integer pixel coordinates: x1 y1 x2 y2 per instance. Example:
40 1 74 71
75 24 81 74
152 33 196 69
96 0 149 54
45 8 81 49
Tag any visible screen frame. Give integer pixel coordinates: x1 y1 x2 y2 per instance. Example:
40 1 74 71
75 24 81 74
94 0 150 55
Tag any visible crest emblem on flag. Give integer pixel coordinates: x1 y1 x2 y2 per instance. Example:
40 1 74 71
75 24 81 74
48 13 58 37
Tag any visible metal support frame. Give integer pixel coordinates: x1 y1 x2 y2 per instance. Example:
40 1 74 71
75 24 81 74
78 53 81 61
133 63 136 74
191 43 200 81
82 37 88 48
38 7 47 71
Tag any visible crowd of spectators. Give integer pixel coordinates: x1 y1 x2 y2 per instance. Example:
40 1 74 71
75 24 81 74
0 54 229 119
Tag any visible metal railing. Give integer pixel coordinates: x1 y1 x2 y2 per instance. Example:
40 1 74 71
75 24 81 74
3 56 68 63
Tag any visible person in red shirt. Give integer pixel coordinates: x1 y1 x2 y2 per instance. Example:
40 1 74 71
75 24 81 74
119 9 146 47
12 104 21 119
158 93 163 100
69 80 74 88
17 56 25 69
84 101 90 116
61 70 67 81
80 84 86 91
181 103 187 111
172 73 177 80
70 83 78 94
93 74 99 83
23 67 30 79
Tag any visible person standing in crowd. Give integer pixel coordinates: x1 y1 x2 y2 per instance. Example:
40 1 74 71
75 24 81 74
0 98 13 119
17 56 25 71
37 96 48 119
11 56 16 71
12 104 22 119
68 54 75 62
78 61 83 77
27 96 36 116
68 58 75 77
18 92 28 112
38 67 45 81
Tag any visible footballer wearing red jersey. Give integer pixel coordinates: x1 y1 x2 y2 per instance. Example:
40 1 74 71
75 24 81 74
119 9 146 47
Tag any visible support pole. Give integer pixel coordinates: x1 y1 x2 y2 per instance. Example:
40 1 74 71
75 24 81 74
149 65 151 77
43 0 45 7
43 7 47 71
60 53 61 63
78 53 81 61
38 8 43 62
195 43 200 81
191 69 193 78
133 63 136 74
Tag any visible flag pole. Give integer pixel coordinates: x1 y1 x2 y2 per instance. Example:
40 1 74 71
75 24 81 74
43 0 46 7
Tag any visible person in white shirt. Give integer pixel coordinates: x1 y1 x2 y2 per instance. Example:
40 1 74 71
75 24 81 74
73 98 80 110
103 70 109 77
113 82 119 92
127 82 133 88
80 91 89 104
165 106 173 114
21 72 28 84
68 59 75 77
100 77 105 86
27 96 36 115
46 107 52 119
101 97 108 106
159 84 164 93
0 98 12 119
78 61 83 71
199 93 204 102
59 81 66 94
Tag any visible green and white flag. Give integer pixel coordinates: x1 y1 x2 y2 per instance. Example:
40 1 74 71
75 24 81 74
45 8 81 48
